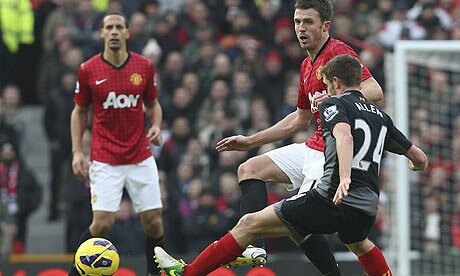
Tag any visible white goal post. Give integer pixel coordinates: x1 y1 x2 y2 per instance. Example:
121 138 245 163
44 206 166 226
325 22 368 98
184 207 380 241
392 40 460 276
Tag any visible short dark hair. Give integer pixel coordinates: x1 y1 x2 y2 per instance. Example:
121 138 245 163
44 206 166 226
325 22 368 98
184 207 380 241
294 0 333 22
322 54 362 87
102 11 129 28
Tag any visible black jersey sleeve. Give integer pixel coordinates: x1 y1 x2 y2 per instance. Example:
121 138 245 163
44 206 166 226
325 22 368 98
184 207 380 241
384 115 413 155
320 97 350 134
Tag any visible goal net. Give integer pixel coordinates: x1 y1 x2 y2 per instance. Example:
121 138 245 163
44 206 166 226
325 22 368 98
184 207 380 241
383 41 460 276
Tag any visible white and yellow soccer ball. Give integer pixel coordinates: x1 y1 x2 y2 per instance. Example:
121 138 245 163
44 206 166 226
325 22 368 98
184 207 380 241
75 238 120 276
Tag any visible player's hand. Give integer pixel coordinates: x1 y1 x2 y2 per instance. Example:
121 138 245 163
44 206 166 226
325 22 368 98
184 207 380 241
216 135 252 152
408 160 427 171
333 178 351 205
147 125 162 146
72 151 89 178
312 91 329 108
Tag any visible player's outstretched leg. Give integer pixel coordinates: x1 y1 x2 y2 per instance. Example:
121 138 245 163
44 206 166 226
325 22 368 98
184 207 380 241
154 247 186 276
156 232 245 275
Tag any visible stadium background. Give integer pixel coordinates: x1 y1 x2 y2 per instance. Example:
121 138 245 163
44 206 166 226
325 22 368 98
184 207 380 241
1 0 460 275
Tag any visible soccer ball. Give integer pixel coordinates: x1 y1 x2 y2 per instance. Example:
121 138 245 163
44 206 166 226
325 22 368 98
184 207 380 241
75 238 120 276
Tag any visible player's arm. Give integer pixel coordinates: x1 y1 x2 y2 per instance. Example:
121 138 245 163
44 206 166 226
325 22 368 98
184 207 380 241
70 104 89 177
144 60 162 146
385 120 428 171
360 77 383 103
331 122 353 205
145 98 163 146
247 107 311 146
216 107 312 152
319 98 352 205
405 145 428 171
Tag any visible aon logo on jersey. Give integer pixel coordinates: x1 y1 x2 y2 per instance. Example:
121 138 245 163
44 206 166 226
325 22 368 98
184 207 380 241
103 91 140 109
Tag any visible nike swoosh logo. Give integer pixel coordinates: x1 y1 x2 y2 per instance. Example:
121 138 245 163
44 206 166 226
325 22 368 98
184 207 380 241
95 78 107 85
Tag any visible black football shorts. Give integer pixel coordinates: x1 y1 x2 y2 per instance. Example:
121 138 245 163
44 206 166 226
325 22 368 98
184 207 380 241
274 189 375 244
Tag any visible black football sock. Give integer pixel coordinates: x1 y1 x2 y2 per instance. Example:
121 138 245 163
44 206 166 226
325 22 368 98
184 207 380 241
147 236 164 275
68 228 94 275
240 179 268 249
300 235 341 276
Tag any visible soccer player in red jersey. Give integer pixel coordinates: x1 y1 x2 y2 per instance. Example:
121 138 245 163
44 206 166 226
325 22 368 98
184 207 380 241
68 12 165 276
214 0 383 275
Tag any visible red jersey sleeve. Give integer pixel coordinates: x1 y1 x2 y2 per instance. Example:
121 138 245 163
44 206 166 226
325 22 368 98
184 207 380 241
74 63 92 107
329 42 373 82
297 59 310 109
143 61 158 103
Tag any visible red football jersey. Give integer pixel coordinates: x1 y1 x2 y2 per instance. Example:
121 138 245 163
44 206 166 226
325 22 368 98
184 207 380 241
74 52 158 165
297 38 372 151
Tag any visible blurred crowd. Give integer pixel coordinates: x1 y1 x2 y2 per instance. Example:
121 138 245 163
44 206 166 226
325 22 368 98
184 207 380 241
0 0 460 259
404 58 460 272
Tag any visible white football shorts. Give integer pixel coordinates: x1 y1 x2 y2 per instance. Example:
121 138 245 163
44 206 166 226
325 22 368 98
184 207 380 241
89 156 162 213
264 143 324 194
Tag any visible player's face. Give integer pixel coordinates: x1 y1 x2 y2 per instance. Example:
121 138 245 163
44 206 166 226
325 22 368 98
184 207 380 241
294 8 330 51
323 77 337 96
101 15 129 51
